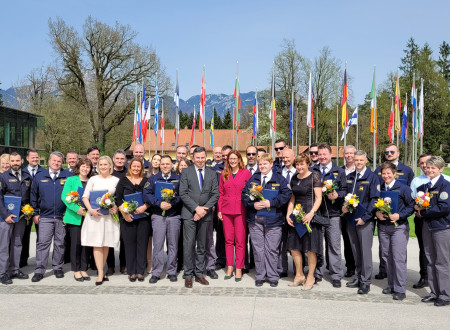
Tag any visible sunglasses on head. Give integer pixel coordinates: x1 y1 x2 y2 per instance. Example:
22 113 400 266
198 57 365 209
247 153 256 156
274 146 285 151
310 151 318 155
385 151 396 155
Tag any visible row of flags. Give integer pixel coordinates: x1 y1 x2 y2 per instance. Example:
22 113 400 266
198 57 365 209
133 67 425 150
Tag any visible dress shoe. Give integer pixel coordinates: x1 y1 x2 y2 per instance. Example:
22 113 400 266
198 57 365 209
314 277 322 284
149 276 160 284
332 280 341 288
137 274 144 282
269 281 278 287
106 267 115 276
206 270 218 279
10 270 29 280
54 270 64 278
167 274 177 282
195 276 209 285
214 263 225 270
0 274 12 285
393 293 406 301
103 276 109 281
242 268 250 274
120 266 127 275
374 272 387 280
421 295 437 303
413 277 427 289
344 269 355 278
129 274 137 282
255 280 264 287
357 284 370 294
346 279 360 288
434 299 450 307
31 273 43 282
74 274 84 282
279 272 288 278
185 278 193 288
82 276 91 281
382 287 394 294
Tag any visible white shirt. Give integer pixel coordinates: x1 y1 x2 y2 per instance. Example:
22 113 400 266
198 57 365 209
385 179 396 190
27 165 38 176
50 170 60 180
194 165 206 188
430 175 441 188
247 164 258 175
356 167 367 179
11 169 21 181
344 165 356 176
260 171 272 185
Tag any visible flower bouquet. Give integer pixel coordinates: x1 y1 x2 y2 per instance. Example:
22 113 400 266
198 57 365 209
415 191 431 209
247 184 269 211
375 197 396 226
160 188 175 216
292 203 312 233
65 191 81 206
99 192 119 222
342 193 359 215
322 179 339 204
20 204 34 224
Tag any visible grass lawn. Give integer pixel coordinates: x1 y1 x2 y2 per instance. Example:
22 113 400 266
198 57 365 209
373 215 416 237
443 168 450 176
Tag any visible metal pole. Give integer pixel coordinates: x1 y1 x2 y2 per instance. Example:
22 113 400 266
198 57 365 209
175 69 179 149
193 105 196 146
373 66 377 170
236 61 239 150
336 104 339 165
161 99 164 153
356 107 359 150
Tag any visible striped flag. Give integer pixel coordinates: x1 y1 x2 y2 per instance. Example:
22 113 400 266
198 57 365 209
174 76 179 139
137 93 143 143
418 79 424 139
289 89 294 139
370 68 377 145
307 72 314 129
411 78 418 140
401 95 408 143
160 100 165 145
233 76 241 132
132 84 139 142
394 72 401 133
341 107 358 140
341 69 348 130
388 98 394 143
270 68 276 138
210 108 214 147
190 105 196 145
252 90 258 138
141 85 148 141
154 80 159 136
199 70 205 133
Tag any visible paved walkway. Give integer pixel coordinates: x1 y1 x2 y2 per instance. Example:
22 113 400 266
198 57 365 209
1 233 449 329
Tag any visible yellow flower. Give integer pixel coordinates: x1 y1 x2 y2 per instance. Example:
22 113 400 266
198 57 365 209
349 198 355 205
376 199 384 207
123 202 129 208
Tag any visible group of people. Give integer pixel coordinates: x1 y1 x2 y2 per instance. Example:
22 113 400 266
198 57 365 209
0 139 449 307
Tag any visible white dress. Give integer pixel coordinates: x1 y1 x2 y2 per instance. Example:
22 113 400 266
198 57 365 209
81 175 120 248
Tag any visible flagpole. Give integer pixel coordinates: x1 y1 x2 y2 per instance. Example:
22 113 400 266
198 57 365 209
236 61 239 150
420 79 423 157
203 66 206 148
161 99 164 153
175 69 179 148
193 105 196 146
134 83 138 144
336 104 339 165
255 88 258 147
232 106 235 149
356 106 359 150
373 65 377 170
404 92 407 164
155 73 158 155
148 95 151 160
211 107 214 149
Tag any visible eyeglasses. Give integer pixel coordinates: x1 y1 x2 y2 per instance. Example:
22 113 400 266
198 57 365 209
247 153 256 156
309 151 318 155
274 146 285 151
385 151 396 155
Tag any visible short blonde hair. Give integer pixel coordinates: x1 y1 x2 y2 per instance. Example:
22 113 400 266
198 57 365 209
98 155 114 174
0 153 10 163
257 153 273 164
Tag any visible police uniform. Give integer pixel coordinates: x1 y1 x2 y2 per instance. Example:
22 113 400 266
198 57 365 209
341 165 356 276
378 180 414 295
0 169 32 282
143 172 181 279
20 165 43 267
312 162 348 283
241 171 291 285
31 169 73 278
345 167 380 291
417 175 450 304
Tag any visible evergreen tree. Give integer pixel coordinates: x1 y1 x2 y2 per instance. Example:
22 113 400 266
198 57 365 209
222 109 232 129
437 41 450 88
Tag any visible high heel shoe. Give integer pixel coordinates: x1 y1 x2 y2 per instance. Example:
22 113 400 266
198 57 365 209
224 273 234 280
103 276 109 282
288 277 306 287
235 276 242 282
95 279 103 286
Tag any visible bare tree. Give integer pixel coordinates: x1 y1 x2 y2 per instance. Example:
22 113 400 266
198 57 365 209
48 16 171 151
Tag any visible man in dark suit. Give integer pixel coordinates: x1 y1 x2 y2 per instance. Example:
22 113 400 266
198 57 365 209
273 139 288 170
179 147 219 288
20 148 43 268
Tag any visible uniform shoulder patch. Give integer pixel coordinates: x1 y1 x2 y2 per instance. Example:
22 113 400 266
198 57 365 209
440 192 448 200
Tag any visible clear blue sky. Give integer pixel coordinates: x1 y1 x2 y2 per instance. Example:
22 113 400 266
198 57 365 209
1 0 448 105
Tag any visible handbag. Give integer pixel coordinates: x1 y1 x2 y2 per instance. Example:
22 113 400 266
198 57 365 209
310 173 331 227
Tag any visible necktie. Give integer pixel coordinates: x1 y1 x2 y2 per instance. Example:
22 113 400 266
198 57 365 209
198 169 203 191
250 168 254 175
52 172 58 181
31 168 35 178
386 185 389 191
262 175 267 187
286 170 291 183
322 167 327 180
15 172 20 181
165 176 169 182
426 181 432 192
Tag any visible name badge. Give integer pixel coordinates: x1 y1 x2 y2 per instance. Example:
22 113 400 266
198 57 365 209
347 180 353 184
60 179 66 185
172 180 179 183
41 180 49 183
9 179 17 182
361 181 369 184
272 184 280 187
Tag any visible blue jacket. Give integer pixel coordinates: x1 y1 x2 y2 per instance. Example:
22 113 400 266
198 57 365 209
375 161 414 186
378 180 414 226
211 162 224 183
346 167 380 223
417 175 450 231
30 169 73 219
143 172 181 217
312 162 348 217
241 171 291 227
0 170 32 220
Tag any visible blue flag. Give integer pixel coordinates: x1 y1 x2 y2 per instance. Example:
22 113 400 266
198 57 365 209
289 90 294 139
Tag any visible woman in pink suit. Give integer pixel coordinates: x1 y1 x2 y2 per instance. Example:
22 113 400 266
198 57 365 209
218 151 251 282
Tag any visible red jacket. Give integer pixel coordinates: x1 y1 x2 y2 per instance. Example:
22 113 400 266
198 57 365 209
218 168 251 215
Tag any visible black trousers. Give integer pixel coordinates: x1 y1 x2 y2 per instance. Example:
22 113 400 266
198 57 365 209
214 212 226 266
20 221 38 267
66 223 88 272
120 218 150 275
414 216 428 278
244 223 255 269
64 228 71 263
341 217 355 272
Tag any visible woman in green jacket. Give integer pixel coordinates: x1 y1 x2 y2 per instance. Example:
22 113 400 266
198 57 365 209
62 158 93 281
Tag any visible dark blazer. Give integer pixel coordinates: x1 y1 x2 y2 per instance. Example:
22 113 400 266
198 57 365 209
179 165 219 220
144 172 181 217
0 169 32 220
375 161 414 186
417 175 450 231
378 180 414 226
241 171 291 227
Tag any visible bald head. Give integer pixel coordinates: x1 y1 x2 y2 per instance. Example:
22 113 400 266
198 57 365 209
213 146 222 163
133 144 145 160
281 148 295 169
